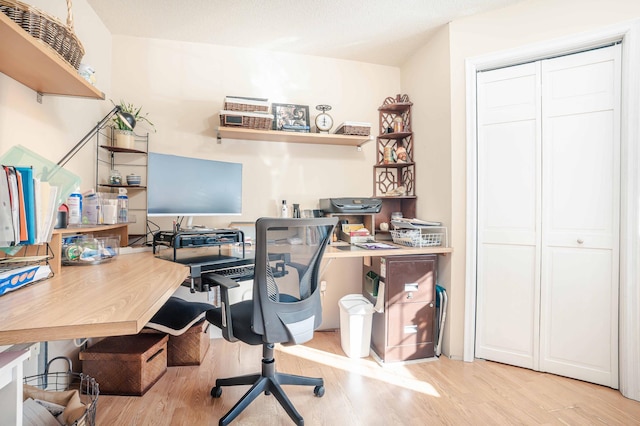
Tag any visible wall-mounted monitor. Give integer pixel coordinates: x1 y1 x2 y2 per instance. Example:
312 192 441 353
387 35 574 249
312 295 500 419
147 152 242 217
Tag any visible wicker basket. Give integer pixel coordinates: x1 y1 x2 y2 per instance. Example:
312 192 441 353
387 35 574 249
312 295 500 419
335 122 371 136
224 96 269 112
219 110 274 130
0 0 85 69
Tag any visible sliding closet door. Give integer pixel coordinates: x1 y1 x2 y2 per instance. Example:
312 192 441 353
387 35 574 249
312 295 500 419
475 63 541 369
540 46 620 388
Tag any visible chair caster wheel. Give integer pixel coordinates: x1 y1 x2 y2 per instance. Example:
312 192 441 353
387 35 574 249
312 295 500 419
314 385 325 397
211 386 222 398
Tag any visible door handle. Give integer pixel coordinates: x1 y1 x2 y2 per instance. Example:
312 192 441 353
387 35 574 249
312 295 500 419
577 238 584 244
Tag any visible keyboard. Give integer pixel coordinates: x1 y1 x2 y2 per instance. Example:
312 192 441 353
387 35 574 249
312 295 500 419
205 264 255 282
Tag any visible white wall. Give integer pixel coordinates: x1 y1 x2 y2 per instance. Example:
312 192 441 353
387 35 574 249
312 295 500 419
0 0 112 189
400 0 640 360
400 25 454 354
110 36 400 232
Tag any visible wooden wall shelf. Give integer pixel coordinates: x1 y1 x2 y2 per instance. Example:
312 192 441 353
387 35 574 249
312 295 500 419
217 126 372 148
0 13 104 99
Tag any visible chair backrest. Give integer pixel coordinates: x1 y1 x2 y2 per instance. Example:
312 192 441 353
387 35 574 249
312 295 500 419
251 217 338 344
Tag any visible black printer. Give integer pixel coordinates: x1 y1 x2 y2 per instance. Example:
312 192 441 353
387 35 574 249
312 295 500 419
319 198 382 214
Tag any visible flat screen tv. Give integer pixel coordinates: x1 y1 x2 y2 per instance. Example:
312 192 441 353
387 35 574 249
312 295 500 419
147 152 242 217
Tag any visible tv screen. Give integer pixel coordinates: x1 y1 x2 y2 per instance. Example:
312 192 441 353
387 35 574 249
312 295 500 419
147 152 242 217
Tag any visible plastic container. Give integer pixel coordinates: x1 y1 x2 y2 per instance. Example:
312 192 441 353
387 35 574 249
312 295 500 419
0 144 81 208
67 191 83 225
117 188 128 223
339 294 374 358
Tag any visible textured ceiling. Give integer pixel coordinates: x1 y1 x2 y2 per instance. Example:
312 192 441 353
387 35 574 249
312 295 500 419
86 0 524 66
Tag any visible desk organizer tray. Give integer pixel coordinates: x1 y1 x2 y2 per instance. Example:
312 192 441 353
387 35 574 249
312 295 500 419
219 110 274 130
390 227 447 247
334 122 371 136
61 235 119 265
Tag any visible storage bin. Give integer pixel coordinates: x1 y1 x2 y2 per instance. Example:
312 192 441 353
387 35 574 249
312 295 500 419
224 96 269 112
79 334 168 396
334 122 371 136
167 320 210 366
219 110 273 130
339 294 374 358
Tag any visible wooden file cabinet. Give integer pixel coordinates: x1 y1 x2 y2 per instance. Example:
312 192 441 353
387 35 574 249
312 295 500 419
364 254 437 362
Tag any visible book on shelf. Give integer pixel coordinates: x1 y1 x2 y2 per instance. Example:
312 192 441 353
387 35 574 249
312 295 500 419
281 124 310 133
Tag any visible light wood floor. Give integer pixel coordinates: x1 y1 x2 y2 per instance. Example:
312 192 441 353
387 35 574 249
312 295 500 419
96 330 640 425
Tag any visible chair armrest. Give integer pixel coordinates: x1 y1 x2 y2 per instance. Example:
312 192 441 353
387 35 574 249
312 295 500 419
203 273 240 342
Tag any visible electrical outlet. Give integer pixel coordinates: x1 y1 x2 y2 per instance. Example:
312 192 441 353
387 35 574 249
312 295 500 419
320 280 327 292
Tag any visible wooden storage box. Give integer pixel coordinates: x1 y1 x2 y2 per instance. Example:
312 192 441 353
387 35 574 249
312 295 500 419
167 320 210 366
79 334 168 396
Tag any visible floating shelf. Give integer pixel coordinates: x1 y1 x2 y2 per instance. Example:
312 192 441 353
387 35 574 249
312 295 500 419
0 13 104 99
217 126 372 148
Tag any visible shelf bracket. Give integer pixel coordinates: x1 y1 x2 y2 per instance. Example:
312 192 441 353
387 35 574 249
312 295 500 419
36 92 43 104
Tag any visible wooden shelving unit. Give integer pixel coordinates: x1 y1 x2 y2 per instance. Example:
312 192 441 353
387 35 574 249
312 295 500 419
0 13 104 99
373 94 415 196
217 126 372 148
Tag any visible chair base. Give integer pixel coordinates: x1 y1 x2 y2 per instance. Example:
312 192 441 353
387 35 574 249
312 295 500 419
211 343 324 426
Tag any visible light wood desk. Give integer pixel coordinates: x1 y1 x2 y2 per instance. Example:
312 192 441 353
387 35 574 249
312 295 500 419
0 242 450 346
0 252 188 346
324 243 452 259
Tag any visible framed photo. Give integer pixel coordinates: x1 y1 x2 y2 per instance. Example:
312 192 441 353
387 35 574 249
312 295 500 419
272 103 310 132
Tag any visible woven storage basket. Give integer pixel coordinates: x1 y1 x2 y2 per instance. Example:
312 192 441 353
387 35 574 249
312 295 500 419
219 110 274 130
224 96 269 112
0 0 85 69
335 122 371 136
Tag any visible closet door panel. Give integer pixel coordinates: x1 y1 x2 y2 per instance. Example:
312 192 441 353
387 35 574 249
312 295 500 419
475 63 540 368
475 244 538 368
542 248 615 385
540 45 620 388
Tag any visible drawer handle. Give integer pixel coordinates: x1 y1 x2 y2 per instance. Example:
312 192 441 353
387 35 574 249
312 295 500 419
404 283 419 292
404 325 418 334
147 348 164 363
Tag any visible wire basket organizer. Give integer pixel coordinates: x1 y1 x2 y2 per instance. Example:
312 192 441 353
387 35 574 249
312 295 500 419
390 227 447 248
23 357 99 426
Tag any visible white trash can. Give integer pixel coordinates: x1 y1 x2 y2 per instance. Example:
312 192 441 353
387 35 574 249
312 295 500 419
339 294 374 358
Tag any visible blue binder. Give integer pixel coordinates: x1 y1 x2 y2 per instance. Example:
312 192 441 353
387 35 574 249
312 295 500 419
16 166 36 245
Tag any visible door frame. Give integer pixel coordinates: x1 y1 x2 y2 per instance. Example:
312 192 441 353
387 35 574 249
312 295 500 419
464 21 640 400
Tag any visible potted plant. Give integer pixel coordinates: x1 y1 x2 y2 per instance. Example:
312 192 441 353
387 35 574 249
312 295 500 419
111 100 155 149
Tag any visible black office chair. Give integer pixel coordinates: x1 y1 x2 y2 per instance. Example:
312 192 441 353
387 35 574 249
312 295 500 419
205 217 338 426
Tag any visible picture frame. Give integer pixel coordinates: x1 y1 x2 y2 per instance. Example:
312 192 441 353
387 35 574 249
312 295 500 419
272 103 310 132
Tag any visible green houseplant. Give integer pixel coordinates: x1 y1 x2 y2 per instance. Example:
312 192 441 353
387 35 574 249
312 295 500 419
111 100 155 148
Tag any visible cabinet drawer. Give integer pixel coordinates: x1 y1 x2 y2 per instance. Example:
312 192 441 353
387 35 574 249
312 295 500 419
385 255 436 305
386 301 436 350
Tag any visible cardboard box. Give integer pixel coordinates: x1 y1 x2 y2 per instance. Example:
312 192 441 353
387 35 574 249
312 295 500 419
167 320 210 366
79 334 168 396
